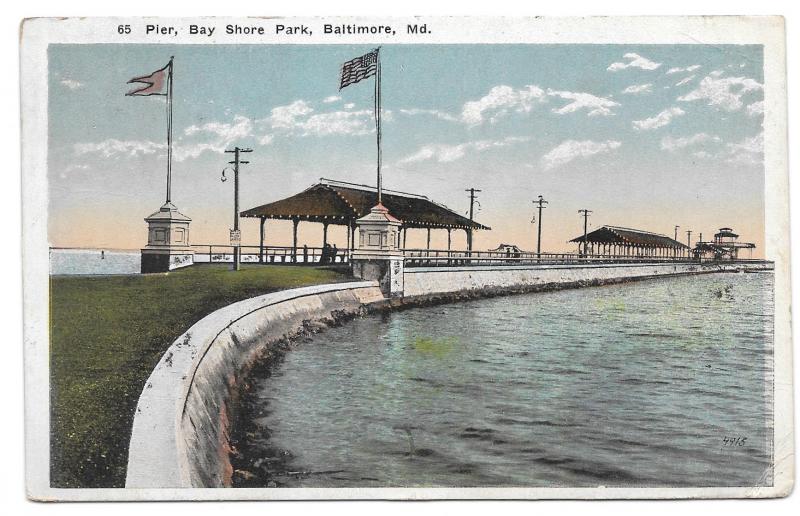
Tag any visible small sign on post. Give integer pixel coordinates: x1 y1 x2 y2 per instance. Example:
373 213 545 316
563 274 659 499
229 229 241 246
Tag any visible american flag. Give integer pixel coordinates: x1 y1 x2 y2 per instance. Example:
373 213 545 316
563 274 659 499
339 49 379 90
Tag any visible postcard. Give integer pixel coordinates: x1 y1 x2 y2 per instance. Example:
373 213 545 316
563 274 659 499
21 16 792 500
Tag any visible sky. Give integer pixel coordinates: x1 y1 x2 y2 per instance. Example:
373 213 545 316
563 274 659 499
48 44 766 256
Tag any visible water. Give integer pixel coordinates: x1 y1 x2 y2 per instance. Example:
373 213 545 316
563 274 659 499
233 272 774 488
49 248 140 275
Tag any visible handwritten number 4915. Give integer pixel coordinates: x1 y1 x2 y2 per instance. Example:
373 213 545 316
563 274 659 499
722 436 748 447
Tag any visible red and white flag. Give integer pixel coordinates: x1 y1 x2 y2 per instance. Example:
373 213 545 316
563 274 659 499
126 61 171 96
126 58 176 204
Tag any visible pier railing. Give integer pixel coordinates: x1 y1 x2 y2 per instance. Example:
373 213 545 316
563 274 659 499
400 249 755 268
191 244 768 269
191 244 349 265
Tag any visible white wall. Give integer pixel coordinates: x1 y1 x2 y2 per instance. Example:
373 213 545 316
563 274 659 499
403 262 773 297
125 281 384 489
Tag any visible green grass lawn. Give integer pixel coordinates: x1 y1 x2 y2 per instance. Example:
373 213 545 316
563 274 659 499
49 264 353 488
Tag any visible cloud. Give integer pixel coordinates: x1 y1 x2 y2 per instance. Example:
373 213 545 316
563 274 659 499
298 109 376 136
399 108 459 122
725 131 763 166
264 99 376 136
607 53 661 72
746 100 764 117
74 139 165 158
547 89 619 117
678 73 763 111
322 95 341 103
177 115 254 161
541 139 621 170
268 100 315 130
460 85 547 125
73 97 382 164
632 107 685 131
621 83 653 95
661 131 762 166
675 75 696 87
184 116 253 141
58 163 91 179
666 64 701 75
660 132 721 151
622 83 653 95
399 136 530 164
60 79 84 90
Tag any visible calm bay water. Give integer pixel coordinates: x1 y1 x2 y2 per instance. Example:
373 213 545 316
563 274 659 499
50 249 140 275
233 272 774 488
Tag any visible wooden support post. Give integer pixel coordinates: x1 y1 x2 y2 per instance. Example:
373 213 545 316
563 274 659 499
259 216 266 263
447 229 452 250
322 221 329 247
292 217 299 263
426 228 431 250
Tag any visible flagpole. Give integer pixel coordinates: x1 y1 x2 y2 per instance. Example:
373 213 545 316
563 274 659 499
166 56 174 205
374 48 382 205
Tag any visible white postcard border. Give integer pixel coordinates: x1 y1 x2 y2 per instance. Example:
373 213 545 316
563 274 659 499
21 15 792 501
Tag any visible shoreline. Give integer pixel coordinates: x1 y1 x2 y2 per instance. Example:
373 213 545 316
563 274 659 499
225 268 775 488
121 261 773 489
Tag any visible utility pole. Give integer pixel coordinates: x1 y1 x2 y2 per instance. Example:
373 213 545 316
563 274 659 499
533 195 548 258
698 232 703 261
578 209 592 257
223 146 253 271
674 225 680 258
466 188 481 253
686 230 693 259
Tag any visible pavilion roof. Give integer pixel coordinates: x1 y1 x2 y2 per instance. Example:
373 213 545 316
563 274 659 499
240 180 490 231
714 229 739 239
569 225 689 248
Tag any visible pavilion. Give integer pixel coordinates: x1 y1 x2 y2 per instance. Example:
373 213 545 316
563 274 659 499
240 178 490 261
693 227 755 260
568 225 689 257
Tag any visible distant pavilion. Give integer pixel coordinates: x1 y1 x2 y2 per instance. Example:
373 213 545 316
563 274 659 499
241 179 490 260
569 225 689 257
694 227 755 260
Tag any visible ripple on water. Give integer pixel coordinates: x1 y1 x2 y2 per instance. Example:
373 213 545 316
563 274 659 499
231 273 774 488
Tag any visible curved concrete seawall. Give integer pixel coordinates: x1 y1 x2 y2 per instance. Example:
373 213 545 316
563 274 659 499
125 281 384 488
402 261 774 298
124 260 772 489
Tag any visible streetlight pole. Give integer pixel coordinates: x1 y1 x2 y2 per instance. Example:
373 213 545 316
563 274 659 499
223 146 253 271
534 195 548 258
